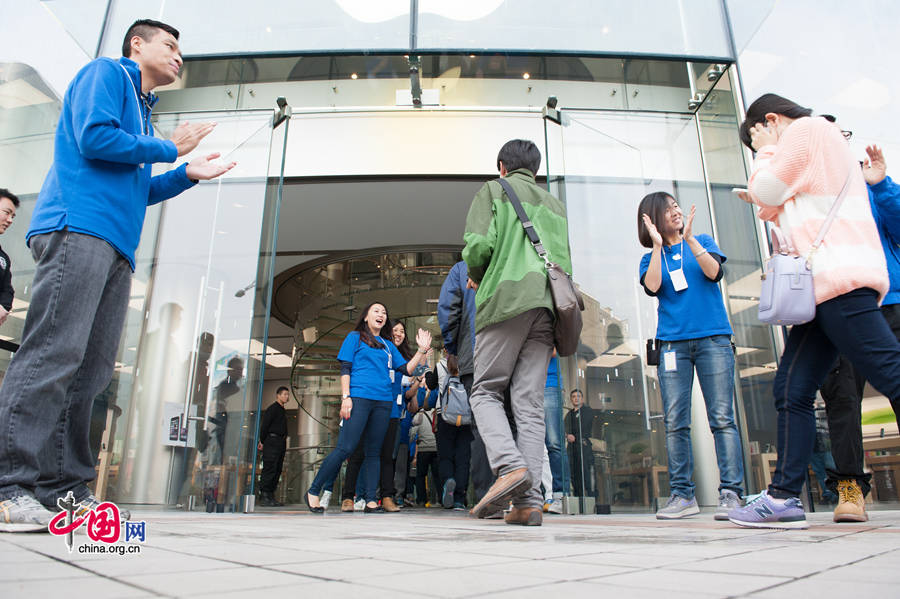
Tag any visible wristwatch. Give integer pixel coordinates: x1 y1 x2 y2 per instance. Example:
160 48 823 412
341 395 351 400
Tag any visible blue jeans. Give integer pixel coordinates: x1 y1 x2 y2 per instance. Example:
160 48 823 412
308 397 391 503
657 334 744 498
770 288 900 498
0 231 132 505
543 386 566 493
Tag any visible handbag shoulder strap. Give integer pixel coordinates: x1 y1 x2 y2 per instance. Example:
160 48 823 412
496 178 550 266
807 164 856 262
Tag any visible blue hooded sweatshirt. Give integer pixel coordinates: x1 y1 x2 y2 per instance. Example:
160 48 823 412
869 176 900 306
437 261 477 375
28 56 195 269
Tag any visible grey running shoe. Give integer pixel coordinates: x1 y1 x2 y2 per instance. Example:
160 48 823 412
0 494 54 533
656 494 700 519
728 490 808 529
714 489 742 521
69 494 132 522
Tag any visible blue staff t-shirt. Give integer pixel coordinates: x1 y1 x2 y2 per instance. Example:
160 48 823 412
545 356 559 388
638 234 733 341
337 332 408 402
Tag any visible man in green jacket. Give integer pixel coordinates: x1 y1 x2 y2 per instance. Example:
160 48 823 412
464 139 572 526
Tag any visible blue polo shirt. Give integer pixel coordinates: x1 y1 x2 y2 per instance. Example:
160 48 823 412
639 234 732 341
337 332 408 402
545 356 559 388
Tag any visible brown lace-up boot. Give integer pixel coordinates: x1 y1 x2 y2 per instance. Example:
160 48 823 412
833 479 868 522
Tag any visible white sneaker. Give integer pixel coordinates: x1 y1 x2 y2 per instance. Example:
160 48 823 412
0 494 54 533
547 497 564 514
656 494 699 519
353 498 366 511
320 490 332 510
714 490 742 521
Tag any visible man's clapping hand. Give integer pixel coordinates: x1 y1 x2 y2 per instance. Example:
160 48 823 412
170 121 217 157
186 152 236 181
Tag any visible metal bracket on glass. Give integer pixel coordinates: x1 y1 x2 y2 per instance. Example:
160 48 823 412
542 95 561 124
688 92 706 112
273 97 291 128
408 56 423 107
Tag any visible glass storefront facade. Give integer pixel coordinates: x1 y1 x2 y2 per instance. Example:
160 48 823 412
2 0 898 513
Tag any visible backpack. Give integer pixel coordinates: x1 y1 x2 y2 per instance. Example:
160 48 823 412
438 363 472 427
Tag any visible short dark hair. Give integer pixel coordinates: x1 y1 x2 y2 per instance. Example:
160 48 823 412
637 192 679 248
0 188 19 208
739 93 813 150
570 389 583 397
496 139 541 175
276 386 290 395
122 19 180 57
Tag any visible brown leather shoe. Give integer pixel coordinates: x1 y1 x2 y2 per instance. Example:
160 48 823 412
505 506 542 526
341 498 354 512
382 496 400 512
470 467 531 519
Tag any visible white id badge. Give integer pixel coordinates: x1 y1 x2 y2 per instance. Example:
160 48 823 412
663 351 677 372
389 370 395 383
670 268 688 292
396 393 402 406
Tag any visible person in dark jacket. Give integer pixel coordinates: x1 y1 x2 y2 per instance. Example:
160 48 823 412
0 19 234 533
0 189 19 326
257 386 290 506
564 390 595 498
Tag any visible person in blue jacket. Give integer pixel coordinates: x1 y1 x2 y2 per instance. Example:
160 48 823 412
638 191 744 521
0 19 234 533
818 144 900 523
306 302 432 513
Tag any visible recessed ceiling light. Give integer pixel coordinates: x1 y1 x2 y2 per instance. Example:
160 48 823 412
522 73 530 80
350 73 358 80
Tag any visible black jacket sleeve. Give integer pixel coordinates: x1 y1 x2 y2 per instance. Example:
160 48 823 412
0 251 13 312
259 403 274 440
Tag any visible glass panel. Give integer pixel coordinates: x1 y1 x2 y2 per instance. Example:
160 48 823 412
0 63 61 376
547 108 719 512
99 0 410 57
40 0 110 57
416 0 731 59
696 69 779 500
106 111 280 511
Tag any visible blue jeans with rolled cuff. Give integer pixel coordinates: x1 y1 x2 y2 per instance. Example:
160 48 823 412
657 334 744 499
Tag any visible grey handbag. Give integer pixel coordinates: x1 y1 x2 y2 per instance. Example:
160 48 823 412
496 178 584 357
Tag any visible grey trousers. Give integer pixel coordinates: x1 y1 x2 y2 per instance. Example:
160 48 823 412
469 308 554 508
0 231 131 505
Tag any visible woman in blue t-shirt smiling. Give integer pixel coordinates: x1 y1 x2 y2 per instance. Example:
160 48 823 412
306 302 432 513
637 191 745 521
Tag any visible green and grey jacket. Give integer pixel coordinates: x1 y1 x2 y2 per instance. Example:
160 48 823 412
462 169 572 332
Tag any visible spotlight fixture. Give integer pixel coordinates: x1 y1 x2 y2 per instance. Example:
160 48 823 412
543 95 561 124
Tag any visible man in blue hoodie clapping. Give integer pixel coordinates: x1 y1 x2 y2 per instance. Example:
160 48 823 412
0 19 234 532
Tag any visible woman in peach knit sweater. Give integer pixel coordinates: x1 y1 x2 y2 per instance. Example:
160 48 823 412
727 94 900 530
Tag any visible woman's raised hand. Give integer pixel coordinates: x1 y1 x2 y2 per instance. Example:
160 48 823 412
749 122 778 151
642 213 663 248
863 145 887 186
416 328 433 352
683 205 696 240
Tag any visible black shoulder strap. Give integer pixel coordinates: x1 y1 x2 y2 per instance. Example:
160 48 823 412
496 178 547 261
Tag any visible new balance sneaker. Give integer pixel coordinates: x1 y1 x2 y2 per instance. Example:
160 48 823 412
833 479 868 522
442 478 456 509
727 490 808 529
0 494 54 533
320 490 333 510
714 489 742 521
656 494 700 519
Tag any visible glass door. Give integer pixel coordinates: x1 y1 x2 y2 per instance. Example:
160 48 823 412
544 108 720 513
98 107 288 512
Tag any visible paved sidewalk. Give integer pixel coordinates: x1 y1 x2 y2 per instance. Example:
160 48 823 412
2 507 899 598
